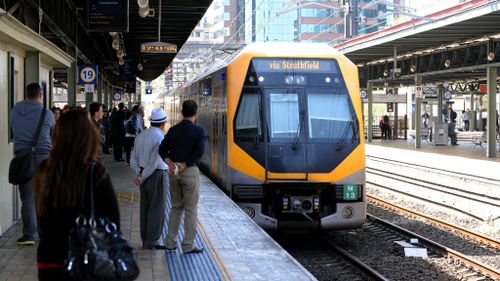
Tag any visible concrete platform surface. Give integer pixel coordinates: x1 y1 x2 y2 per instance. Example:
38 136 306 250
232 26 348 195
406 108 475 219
0 154 316 281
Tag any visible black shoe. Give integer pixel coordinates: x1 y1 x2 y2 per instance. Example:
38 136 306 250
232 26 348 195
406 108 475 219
16 237 35 246
184 247 204 254
165 246 177 251
151 245 167 250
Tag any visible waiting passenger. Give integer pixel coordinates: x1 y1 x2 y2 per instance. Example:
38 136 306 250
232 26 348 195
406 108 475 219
33 109 120 281
89 102 105 150
379 115 391 140
463 109 470 131
130 108 169 250
422 111 430 129
61 105 71 114
51 107 61 121
159 100 206 253
448 120 458 145
111 103 127 162
10 83 56 246
124 109 137 165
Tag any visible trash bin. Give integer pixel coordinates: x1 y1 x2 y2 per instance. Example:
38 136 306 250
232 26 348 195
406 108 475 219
432 122 448 146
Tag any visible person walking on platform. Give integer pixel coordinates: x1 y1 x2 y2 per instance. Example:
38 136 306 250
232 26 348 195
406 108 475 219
10 83 56 246
131 108 169 250
159 100 206 254
33 109 120 280
111 102 127 161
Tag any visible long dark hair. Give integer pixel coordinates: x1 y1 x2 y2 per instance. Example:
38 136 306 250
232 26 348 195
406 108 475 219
34 109 101 216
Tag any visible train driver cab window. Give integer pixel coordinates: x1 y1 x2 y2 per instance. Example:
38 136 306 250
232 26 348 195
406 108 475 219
269 91 300 140
307 92 352 139
235 91 262 141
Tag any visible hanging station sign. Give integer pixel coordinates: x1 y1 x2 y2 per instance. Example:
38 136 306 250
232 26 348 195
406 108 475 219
87 0 129 32
140 42 177 54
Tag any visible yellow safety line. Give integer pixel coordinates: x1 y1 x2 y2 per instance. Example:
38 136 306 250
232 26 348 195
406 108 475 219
197 220 233 281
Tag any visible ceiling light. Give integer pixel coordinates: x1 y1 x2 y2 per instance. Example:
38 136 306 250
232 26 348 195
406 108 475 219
118 57 124 65
444 59 451 68
109 32 117 37
138 63 144 71
410 64 417 73
117 49 126 58
487 52 495 61
112 38 120 50
383 69 389 77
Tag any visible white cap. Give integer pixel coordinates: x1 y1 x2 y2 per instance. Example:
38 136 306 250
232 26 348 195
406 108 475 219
148 108 168 123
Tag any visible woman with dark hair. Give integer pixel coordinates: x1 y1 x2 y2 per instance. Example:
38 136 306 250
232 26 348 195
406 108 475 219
34 109 120 281
51 106 61 121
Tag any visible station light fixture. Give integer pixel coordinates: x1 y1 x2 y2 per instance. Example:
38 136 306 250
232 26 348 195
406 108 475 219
112 37 120 50
138 0 150 17
118 57 124 66
487 52 495 62
137 63 144 71
109 32 117 37
117 49 126 58
410 64 417 73
444 59 451 68
383 69 389 77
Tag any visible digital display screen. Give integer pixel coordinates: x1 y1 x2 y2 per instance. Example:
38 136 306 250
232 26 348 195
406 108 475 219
252 58 337 73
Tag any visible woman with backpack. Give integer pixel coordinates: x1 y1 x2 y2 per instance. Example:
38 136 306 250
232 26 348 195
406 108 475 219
33 109 120 280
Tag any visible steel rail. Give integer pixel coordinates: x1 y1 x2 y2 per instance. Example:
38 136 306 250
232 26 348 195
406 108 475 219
323 237 391 281
366 213 500 280
367 194 500 249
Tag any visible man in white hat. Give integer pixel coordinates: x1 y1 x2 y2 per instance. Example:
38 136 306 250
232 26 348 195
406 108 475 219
130 107 169 249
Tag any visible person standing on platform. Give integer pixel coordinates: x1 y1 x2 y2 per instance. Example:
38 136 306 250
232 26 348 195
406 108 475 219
111 102 127 161
10 83 56 245
159 100 206 254
102 110 112 154
463 109 470 131
130 108 169 250
89 103 104 147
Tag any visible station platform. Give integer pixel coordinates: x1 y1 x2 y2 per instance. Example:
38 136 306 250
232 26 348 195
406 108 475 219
366 139 500 180
0 155 315 281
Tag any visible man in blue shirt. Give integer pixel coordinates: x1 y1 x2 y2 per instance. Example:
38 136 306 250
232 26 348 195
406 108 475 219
159 100 206 253
10 83 55 245
131 108 169 249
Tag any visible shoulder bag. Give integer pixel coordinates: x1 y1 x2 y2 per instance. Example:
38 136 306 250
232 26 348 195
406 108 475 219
65 162 140 281
8 109 46 185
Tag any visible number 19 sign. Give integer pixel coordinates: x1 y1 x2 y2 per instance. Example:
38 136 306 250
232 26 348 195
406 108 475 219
78 65 98 85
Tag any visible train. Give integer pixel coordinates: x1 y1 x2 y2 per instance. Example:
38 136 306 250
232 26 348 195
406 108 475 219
160 42 366 230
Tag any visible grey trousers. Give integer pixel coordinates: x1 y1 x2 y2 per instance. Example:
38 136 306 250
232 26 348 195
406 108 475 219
166 166 200 252
18 154 48 240
140 170 168 248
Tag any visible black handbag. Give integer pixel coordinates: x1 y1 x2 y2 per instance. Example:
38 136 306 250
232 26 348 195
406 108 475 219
65 162 140 281
8 109 46 185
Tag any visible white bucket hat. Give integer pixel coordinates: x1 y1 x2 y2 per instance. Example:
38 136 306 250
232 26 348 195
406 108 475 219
148 108 168 123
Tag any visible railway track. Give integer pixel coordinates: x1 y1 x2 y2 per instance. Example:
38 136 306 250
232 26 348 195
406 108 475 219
365 214 500 281
366 155 500 223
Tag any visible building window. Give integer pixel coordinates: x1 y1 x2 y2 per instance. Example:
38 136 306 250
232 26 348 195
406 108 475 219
300 8 334 18
224 0 230 5
301 24 333 33
8 53 15 142
224 12 230 21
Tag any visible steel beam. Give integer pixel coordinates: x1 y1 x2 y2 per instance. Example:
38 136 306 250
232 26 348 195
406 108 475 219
487 66 497 158
415 76 422 149
437 84 444 122
367 82 373 142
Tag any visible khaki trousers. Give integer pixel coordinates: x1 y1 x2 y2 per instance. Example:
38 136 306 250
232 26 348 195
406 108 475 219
166 166 200 252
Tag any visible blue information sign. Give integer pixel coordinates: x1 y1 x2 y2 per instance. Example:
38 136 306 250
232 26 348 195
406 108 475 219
78 65 98 85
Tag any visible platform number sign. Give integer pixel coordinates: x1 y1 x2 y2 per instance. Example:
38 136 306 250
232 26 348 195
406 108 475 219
78 65 99 85
343 184 358 200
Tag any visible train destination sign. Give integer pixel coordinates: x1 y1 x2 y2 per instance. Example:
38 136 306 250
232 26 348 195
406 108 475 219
253 59 336 73
140 42 177 54
87 0 129 32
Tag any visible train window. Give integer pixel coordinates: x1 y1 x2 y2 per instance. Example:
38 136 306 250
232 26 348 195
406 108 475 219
235 91 262 141
269 91 300 139
307 92 352 139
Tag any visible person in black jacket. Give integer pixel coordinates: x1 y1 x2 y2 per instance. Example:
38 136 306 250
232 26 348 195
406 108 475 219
34 109 120 281
111 102 127 161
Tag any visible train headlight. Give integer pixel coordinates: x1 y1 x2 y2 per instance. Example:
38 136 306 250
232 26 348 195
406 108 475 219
325 77 331 83
301 200 312 211
243 207 255 218
258 76 265 82
285 75 294 84
342 206 354 219
248 76 255 83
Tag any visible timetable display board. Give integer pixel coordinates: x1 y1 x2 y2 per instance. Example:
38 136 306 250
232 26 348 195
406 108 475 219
87 0 129 32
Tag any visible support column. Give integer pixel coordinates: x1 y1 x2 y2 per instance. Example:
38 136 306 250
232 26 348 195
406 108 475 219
487 67 497 158
67 65 78 106
470 93 476 131
367 82 373 142
415 76 422 148
97 74 103 104
104 81 109 109
437 84 444 122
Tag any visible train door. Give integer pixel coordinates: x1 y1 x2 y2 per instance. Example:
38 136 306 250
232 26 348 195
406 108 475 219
264 88 307 180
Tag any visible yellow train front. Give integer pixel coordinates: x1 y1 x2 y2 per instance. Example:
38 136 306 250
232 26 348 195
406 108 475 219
167 42 366 230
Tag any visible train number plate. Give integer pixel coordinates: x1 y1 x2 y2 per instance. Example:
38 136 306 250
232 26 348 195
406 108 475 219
343 184 358 200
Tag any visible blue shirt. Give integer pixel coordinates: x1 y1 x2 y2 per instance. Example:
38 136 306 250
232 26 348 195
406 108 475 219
10 100 55 155
130 127 169 182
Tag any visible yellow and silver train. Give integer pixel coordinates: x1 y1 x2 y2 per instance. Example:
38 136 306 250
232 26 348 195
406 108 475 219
163 42 366 230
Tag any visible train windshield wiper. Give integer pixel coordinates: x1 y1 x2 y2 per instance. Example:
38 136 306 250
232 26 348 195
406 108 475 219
351 114 359 143
292 111 304 150
335 121 353 152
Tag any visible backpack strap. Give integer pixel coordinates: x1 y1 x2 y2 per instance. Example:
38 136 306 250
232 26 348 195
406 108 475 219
31 109 47 152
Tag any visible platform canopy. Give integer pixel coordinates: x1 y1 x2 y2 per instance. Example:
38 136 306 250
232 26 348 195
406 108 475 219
335 0 500 86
